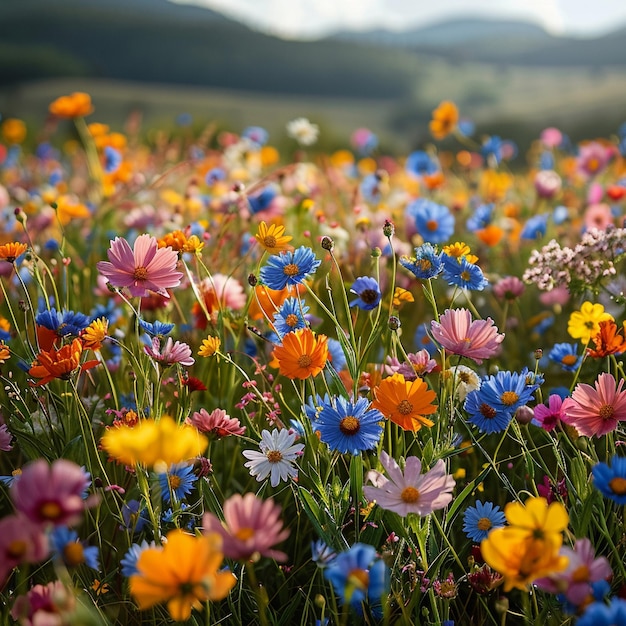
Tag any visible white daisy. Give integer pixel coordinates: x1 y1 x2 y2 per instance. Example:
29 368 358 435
286 117 319 146
449 364 481 401
243 428 304 487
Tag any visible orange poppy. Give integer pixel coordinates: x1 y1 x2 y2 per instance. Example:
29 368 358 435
49 92 94 118
429 101 459 140
372 372 437 431
272 328 328 380
28 338 98 386
587 320 625 358
0 242 28 263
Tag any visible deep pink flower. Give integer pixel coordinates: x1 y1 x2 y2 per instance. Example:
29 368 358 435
185 408 245 437
96 234 183 298
363 451 455 517
561 372 626 437
0 422 12 451
10 459 96 527
144 336 194 366
0 513 49 585
202 493 289 561
430 308 504 364
533 394 565 432
10 580 75 625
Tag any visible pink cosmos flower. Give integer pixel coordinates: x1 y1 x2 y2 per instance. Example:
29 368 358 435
10 459 97 527
540 127 562 148
185 408 245 437
584 203 614 231
430 308 504 364
533 394 565 432
144 336 194 366
0 422 12 451
11 580 75 625
384 350 437 380
363 451 455 517
535 538 612 607
539 286 570 307
202 493 289 561
493 276 525 301
96 234 183 298
577 141 611 178
561 372 626 437
0 513 49 585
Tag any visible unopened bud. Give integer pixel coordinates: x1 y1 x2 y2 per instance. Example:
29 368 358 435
388 316 401 331
371 247 382 258
514 405 534 425
248 273 258 287
534 348 543 360
383 219 395 238
321 236 334 251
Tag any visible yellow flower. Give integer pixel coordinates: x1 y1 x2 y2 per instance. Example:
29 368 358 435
130 530 236 621
393 287 414 307
54 195 91 225
198 336 221 357
81 318 109 351
501 496 569 542
568 301 614 343
183 235 204 254
442 242 478 263
1 118 27 144
100 415 207 468
429 101 459 140
255 221 293 254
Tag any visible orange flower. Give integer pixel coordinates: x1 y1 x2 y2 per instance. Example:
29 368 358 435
54 195 91 225
49 92 94 118
158 230 188 252
0 343 10 364
372 372 437 431
28 338 98 386
1 118 27 144
0 242 28 263
272 328 328 379
248 284 292 321
255 221 294 254
476 225 504 247
393 287 414 308
81 318 109 351
429 101 459 140
587 320 625 358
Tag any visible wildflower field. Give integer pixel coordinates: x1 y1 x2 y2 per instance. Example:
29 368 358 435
1 92 626 626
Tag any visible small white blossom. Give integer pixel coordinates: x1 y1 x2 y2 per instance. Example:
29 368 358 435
286 117 319 146
243 428 304 487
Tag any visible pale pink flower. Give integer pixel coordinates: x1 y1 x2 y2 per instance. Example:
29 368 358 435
539 286 570 307
364 451 455 517
96 234 183 298
11 580 75 626
144 336 194 366
384 350 437 380
185 408 245 437
430 308 504 364
202 493 289 561
493 276 525 301
535 538 612 607
198 274 247 314
0 423 12 451
561 372 626 437
577 141 611 178
540 127 562 148
584 203 614 231
11 459 96 527
0 514 49 585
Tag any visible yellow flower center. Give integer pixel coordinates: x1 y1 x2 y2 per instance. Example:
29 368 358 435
397 400 413 415
400 486 420 503
169 475 182 490
571 564 590 583
609 476 626 495
418 259 432 271
347 568 369 591
266 450 283 463
561 354 578 366
63 542 85 566
234 527 255 541
500 391 519 406
460 271 471 282
477 517 492 531
39 501 62 520
133 266 149 280
297 354 313 368
339 416 360 435
458 372 472 383
285 314 299 327
263 235 277 248
7 539 28 559
283 263 300 277
599 404 615 420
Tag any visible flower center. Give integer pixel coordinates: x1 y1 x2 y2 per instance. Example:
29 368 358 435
477 517 492 531
561 354 578 366
285 313 299 327
283 263 300 277
599 404 615 420
584 320 595 329
169 475 182 490
400 486 420 503
263 235 277 248
359 289 379 304
571 564 591 583
419 259 432 271
460 271 471 282
500 391 519 406
426 219 439 231
297 354 313 368
347 568 370 591
609 476 626 495
339 416 360 435
397 399 413 415
63 542 86 566
479 403 497 419
266 450 283 463
7 539 28 559
133 266 149 281
39 500 63 521
458 372 471 383
234 527 255 541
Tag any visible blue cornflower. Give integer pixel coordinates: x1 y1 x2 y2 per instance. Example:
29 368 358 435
324 543 390 614
158 463 198 504
242 126 269 147
457 118 475 137
464 390 513 434
273 297 309 336
138 319 175 337
315 397 384 454
311 539 337 568
520 214 549 240
162 503 190 524
360 173 385 204
35 307 90 337
120 540 155 577
441 255 488 291
248 186 276 214
592 455 626 505
350 277 382 310
540 151 555 170
476 370 538 416
482 135 503 165
462 501 506 542
205 167 226 185
103 146 122 174
548 343 582 372
399 243 443 280
406 150 439 178
260 246 321 290
327 338 348 372
577 598 626 626
466 203 494 232
121 499 149 534
407 198 455 244
51 526 99 570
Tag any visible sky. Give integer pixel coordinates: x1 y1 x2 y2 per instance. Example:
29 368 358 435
173 0 626 39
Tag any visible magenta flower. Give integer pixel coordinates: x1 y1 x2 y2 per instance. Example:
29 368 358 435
202 493 289 561
385 350 438 380
0 422 12 451
0 513 49 585
11 581 75 625
96 234 183 298
430 308 504 364
561 372 626 437
533 394 565 432
10 459 96 527
185 408 245 437
363 451 455 517
144 336 194 366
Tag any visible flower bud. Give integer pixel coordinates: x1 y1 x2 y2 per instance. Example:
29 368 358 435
514 405 534 425
383 219 395 238
388 316 401 331
248 273 258 287
320 236 334 251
